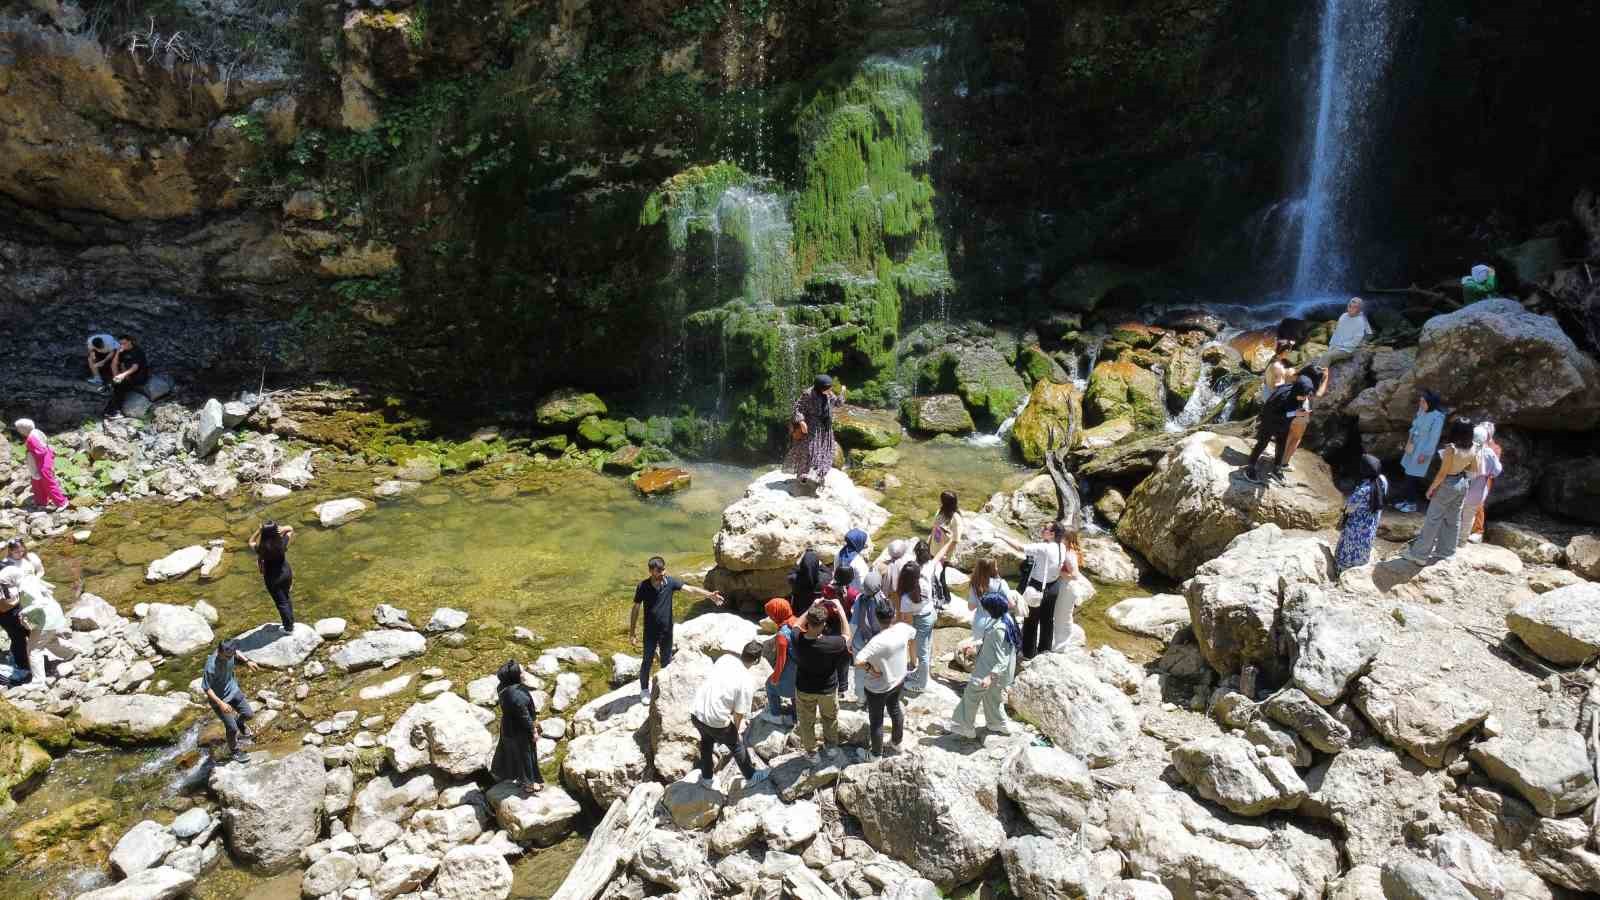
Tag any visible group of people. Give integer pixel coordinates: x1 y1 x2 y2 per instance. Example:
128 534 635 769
86 332 151 418
0 537 71 686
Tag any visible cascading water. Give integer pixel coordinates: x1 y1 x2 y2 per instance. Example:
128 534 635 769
1289 0 1402 296
714 186 797 306
966 392 1030 448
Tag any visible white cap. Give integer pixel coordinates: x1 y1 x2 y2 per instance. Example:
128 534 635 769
1471 264 1493 283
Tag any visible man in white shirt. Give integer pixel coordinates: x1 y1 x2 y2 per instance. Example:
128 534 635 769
853 599 915 757
689 640 764 783
85 333 119 386
1317 297 1373 366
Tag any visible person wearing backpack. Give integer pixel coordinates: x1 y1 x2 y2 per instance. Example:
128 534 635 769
1244 374 1316 484
760 598 801 723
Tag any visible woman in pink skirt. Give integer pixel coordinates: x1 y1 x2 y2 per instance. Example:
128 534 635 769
784 375 845 485
13 420 67 509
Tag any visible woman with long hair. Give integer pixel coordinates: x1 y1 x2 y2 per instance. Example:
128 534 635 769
997 520 1067 659
897 560 936 693
1335 455 1388 573
1261 339 1296 402
249 521 297 631
490 659 543 792
964 556 1010 638
1051 527 1094 652
1403 417 1479 565
1281 364 1328 469
929 491 963 609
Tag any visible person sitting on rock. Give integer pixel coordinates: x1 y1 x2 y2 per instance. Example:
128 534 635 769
792 604 849 764
85 332 119 387
784 374 845 486
689 640 765 785
1243 373 1316 485
490 659 543 793
105 335 150 418
203 638 261 759
943 591 1020 739
1316 296 1373 367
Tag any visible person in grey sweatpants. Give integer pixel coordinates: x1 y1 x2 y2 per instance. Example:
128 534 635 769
1404 417 1479 565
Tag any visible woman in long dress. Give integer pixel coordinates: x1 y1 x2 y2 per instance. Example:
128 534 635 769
13 420 67 509
1461 422 1502 544
1335 455 1387 573
785 375 844 485
490 659 543 792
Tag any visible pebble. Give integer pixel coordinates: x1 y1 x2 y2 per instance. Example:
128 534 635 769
304 661 326 678
361 715 385 729
381 658 400 669
421 667 445 679
134 603 149 619
73 530 92 543
419 680 452 698
303 733 324 746
295 684 310 700
512 627 540 645
352 731 378 749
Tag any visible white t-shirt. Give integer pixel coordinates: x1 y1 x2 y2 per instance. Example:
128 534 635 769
844 554 870 588
1023 542 1064 586
899 568 936 616
1328 313 1372 352
855 622 914 693
86 333 118 354
885 552 913 596
692 654 755 729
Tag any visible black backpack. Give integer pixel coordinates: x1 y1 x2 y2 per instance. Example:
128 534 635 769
1263 381 1304 421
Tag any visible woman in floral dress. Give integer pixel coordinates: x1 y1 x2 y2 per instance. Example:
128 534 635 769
1335 454 1388 574
785 375 844 485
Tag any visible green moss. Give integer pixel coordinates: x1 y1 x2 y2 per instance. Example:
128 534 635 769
9 797 116 855
0 701 72 754
1083 360 1165 430
576 416 628 449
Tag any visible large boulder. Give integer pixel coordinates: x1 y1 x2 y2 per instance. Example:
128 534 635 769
434 845 514 900
349 770 439 833
329 628 427 672
1353 661 1490 768
1116 432 1342 579
673 613 759 659
1001 834 1100 900
1183 526 1333 678
951 344 1028 427
144 546 208 583
76 867 195 900
1009 380 1083 466
195 399 225 457
381 692 494 777
998 745 1096 838
140 603 214 656
1380 855 1477 900
562 730 648 809
536 389 607 429
233 622 323 669
1300 743 1447 867
1006 652 1138 768
979 474 1059 536
707 469 889 604
1084 360 1164 429
1106 594 1190 643
208 748 326 873
834 406 903 450
1171 734 1308 816
74 694 195 745
1468 730 1598 817
1505 583 1600 666
836 747 1006 889
944 513 1027 576
110 819 179 877
1107 782 1336 900
1281 595 1383 705
1540 459 1600 525
646 652 762 782
901 394 975 435
1411 299 1600 431
313 497 369 528
486 781 581 845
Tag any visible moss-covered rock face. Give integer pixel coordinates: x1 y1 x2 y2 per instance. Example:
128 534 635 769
1010 380 1084 466
952 345 1027 428
834 406 903 450
1 734 50 807
576 416 628 450
849 446 901 468
10 797 116 855
536 390 608 430
1017 344 1069 386
902 395 975 435
1084 360 1165 429
1164 346 1205 409
0 700 72 754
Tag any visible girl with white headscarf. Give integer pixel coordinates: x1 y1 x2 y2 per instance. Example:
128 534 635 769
1461 422 1502 545
13 420 68 509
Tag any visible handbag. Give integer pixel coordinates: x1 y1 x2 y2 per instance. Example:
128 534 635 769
1022 583 1044 609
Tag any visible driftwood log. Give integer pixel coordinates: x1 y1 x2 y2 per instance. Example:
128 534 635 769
551 782 665 900
1043 421 1083 529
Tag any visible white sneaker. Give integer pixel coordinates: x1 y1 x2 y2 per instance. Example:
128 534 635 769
1467 534 1483 544
639 686 652 706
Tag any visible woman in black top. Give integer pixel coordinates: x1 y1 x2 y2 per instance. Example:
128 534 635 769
0 582 29 683
789 547 824 617
249 521 297 631
490 659 543 791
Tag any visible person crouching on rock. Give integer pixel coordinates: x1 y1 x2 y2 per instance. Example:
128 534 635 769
204 638 260 760
690 640 766 785
490 659 543 793
942 591 1020 739
1244 373 1316 485
104 334 149 419
785 374 845 486
249 521 296 632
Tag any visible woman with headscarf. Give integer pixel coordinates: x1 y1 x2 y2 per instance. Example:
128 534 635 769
945 591 1020 738
1461 422 1502 545
1396 390 1446 513
761 598 802 723
13 420 67 509
789 548 824 617
785 374 845 486
490 659 543 792
1335 455 1388 574
1402 417 1480 566
833 528 869 589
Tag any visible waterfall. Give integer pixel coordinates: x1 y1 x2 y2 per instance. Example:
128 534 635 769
1289 0 1402 296
714 186 797 305
966 392 1031 448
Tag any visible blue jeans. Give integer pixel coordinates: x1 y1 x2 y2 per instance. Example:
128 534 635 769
208 692 255 753
640 620 673 693
907 609 936 692
766 681 795 719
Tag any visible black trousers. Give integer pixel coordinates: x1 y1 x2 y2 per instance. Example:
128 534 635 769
1021 579 1060 659
265 570 294 631
106 378 149 414
1 607 29 673
864 683 904 755
1248 420 1292 471
691 714 754 779
640 620 673 692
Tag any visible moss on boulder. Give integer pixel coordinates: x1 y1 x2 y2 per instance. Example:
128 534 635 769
536 389 608 429
1 733 50 807
10 797 116 855
902 395 975 435
602 445 647 474
1084 360 1165 429
1010 380 1083 466
1164 346 1204 409
834 406 902 450
576 416 628 450
849 447 901 468
0 699 72 753
1017 344 1069 386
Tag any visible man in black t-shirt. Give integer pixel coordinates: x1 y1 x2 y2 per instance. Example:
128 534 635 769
105 335 151 418
1245 374 1315 485
628 556 723 702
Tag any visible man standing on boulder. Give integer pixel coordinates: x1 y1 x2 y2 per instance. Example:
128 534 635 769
1244 373 1316 484
203 638 260 759
785 374 845 486
629 556 723 704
